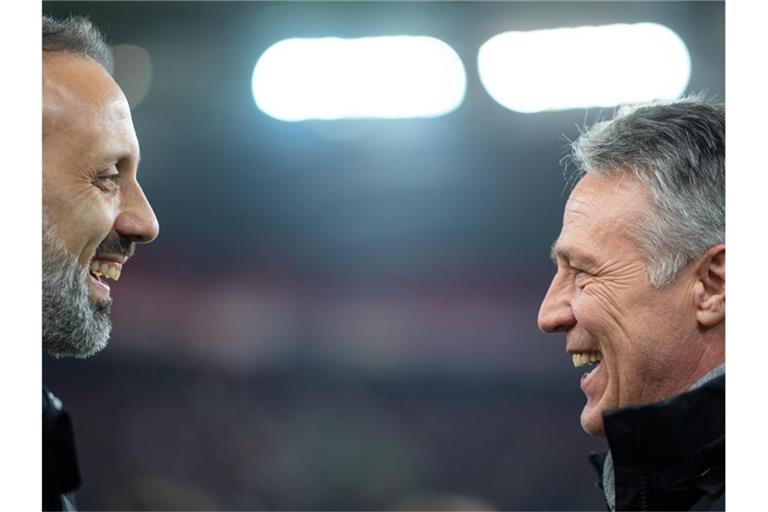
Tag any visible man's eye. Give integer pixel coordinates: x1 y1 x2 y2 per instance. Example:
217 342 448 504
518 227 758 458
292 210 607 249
94 171 119 191
573 268 592 279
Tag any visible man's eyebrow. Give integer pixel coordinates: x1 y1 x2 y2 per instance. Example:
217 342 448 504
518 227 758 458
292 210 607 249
549 239 560 264
103 150 140 169
550 241 598 268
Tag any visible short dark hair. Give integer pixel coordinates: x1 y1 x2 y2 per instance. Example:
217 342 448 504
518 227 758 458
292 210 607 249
43 15 112 70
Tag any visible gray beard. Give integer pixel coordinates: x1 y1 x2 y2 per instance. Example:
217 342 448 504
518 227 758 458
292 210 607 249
42 217 112 358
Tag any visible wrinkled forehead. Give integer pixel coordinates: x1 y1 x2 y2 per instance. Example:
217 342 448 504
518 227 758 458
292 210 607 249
566 172 648 219
559 172 651 245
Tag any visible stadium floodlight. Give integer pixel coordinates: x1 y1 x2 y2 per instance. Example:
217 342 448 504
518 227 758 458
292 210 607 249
477 23 691 113
252 36 466 121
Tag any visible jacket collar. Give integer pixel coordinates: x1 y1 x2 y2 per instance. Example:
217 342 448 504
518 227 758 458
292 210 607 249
603 373 724 468
592 373 725 510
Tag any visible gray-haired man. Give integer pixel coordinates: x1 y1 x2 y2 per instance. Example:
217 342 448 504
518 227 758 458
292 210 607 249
538 98 725 510
43 15 159 510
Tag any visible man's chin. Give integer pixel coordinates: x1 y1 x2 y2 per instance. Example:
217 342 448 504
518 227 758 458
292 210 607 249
43 277 113 359
43 221 113 359
44 333 110 359
580 403 607 436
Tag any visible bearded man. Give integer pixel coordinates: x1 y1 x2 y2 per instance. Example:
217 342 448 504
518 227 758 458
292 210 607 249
43 15 159 510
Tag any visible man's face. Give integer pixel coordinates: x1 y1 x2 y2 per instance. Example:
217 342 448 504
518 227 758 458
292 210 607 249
43 53 159 358
537 173 704 436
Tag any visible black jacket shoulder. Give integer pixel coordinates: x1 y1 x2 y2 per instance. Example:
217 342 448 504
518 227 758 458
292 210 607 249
593 375 724 511
43 388 80 511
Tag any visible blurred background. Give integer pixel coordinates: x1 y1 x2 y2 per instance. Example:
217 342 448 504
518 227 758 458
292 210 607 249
42 1 724 510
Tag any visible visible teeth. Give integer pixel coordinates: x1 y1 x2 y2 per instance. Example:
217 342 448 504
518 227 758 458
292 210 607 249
89 261 121 281
89 261 102 277
572 351 602 368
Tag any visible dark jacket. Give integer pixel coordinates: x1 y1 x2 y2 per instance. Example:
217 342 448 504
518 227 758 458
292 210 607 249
43 388 80 511
589 374 724 511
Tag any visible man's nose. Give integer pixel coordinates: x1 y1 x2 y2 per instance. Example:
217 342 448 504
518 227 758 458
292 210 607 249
115 183 159 244
537 273 576 333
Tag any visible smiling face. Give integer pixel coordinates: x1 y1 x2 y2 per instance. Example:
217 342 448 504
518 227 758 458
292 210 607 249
537 172 720 435
43 52 159 358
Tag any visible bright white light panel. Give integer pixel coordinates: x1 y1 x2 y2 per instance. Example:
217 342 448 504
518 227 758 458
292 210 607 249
477 23 691 113
252 36 467 121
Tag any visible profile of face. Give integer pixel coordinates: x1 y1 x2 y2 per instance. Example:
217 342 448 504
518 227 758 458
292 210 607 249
537 173 725 436
43 53 159 358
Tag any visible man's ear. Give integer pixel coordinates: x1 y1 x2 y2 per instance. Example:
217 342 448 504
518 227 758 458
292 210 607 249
694 244 725 328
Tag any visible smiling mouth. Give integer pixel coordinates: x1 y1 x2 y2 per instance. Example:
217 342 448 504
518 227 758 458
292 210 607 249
572 351 602 368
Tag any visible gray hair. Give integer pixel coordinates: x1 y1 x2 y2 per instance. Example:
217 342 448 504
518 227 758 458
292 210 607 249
43 15 112 70
568 96 725 287
42 213 112 359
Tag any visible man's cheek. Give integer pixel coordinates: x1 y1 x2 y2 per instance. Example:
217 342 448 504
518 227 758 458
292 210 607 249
570 297 593 331
71 211 117 264
584 285 633 330
571 294 612 333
